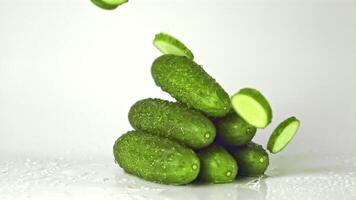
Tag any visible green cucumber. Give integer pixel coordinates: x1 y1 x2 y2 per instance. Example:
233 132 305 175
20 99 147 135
267 116 300 154
198 145 238 183
91 0 128 10
216 113 257 146
151 55 231 117
233 142 269 177
128 98 216 149
153 33 194 60
231 88 272 128
113 131 200 185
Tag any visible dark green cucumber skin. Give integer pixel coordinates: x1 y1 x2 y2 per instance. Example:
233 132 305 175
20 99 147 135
233 142 269 177
129 98 216 149
198 145 238 184
113 131 200 185
216 113 257 146
151 55 231 117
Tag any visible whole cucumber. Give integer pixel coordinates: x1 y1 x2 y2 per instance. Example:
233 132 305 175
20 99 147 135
233 142 269 177
216 113 256 146
198 145 238 183
113 131 200 185
129 98 216 149
151 55 231 117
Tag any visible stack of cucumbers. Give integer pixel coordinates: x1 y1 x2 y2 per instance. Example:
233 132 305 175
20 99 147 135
113 33 301 185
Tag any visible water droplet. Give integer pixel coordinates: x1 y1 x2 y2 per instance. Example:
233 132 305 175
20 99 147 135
192 164 198 170
259 158 264 163
168 154 174 161
204 133 210 138
226 171 232 177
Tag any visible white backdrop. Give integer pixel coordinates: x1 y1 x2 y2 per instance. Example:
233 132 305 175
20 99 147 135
0 0 354 199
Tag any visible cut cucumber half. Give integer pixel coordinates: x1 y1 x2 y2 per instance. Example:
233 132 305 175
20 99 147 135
153 33 194 60
231 88 272 128
91 0 128 10
267 116 300 154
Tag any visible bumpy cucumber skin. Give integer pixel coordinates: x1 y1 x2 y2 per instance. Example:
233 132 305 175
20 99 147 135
267 116 300 154
91 0 128 10
153 33 194 60
233 142 269 177
231 88 273 128
198 145 238 183
113 131 200 185
151 55 231 117
216 113 257 146
129 98 216 149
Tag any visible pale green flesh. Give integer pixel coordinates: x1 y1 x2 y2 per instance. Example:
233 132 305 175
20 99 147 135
272 121 300 153
154 40 186 57
232 94 268 128
102 0 127 5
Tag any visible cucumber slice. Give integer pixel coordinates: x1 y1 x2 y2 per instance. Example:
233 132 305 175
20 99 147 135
91 0 128 10
267 116 300 154
231 88 272 128
153 33 194 60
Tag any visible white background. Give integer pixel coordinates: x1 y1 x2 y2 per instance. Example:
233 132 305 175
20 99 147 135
0 0 354 199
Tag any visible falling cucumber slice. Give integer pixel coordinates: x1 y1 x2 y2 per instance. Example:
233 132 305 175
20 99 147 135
267 117 300 154
231 88 272 128
91 0 128 10
153 33 194 60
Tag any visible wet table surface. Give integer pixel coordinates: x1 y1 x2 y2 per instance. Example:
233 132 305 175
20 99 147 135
0 153 354 200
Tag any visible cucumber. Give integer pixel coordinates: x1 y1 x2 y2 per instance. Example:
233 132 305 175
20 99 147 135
113 131 200 185
151 55 231 117
128 98 216 149
91 0 128 10
216 112 257 146
231 88 272 128
153 33 194 60
198 145 238 183
233 142 269 177
267 116 300 154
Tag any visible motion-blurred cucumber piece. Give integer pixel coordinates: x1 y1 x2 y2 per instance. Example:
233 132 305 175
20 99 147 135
267 116 300 154
231 88 272 128
153 33 194 60
198 145 238 183
233 142 269 177
216 112 257 146
113 131 200 185
91 0 128 10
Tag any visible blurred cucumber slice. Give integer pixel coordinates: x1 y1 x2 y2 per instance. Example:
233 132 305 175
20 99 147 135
91 0 128 10
153 33 194 60
231 88 272 128
267 116 300 154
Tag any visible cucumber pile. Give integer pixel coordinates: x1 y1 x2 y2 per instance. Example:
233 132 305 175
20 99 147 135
113 33 301 185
